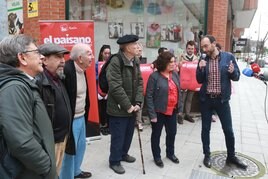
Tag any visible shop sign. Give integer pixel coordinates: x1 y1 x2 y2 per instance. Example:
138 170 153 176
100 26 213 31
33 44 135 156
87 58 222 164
27 0 38 18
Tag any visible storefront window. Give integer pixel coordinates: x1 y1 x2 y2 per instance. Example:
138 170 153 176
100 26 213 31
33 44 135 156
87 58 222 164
68 0 206 62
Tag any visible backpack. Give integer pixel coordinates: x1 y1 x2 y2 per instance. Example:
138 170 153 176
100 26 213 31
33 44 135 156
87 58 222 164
99 54 124 93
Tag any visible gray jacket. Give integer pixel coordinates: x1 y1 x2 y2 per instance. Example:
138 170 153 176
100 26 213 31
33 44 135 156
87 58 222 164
0 64 57 179
146 71 182 119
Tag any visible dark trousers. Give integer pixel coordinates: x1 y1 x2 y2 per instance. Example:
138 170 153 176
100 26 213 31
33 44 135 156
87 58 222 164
98 99 109 126
151 112 177 160
200 97 235 157
109 116 135 165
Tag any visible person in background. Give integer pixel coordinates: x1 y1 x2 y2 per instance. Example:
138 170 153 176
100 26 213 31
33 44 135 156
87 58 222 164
0 35 57 179
151 47 169 70
97 45 111 135
60 43 94 179
36 43 72 175
136 42 144 131
146 51 181 168
177 40 198 124
107 35 143 174
196 35 247 170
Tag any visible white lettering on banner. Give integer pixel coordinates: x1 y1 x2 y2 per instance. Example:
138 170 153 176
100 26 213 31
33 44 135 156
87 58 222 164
140 66 152 71
43 34 91 45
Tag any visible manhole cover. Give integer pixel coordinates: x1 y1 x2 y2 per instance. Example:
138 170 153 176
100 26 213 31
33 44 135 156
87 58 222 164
210 151 266 178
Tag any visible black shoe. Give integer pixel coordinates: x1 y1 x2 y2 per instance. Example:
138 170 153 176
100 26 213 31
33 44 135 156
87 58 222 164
185 115 195 123
167 155 179 164
122 154 136 163
109 164 125 174
203 155 211 168
226 156 247 170
74 171 92 178
154 158 164 168
177 115 183 124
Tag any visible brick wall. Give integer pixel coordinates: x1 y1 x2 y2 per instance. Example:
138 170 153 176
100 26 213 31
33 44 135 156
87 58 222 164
207 0 228 50
23 0 66 44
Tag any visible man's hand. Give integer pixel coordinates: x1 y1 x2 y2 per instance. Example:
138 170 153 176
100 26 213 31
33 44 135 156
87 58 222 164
228 60 234 73
133 105 141 112
127 105 135 113
151 118 157 123
199 59 207 69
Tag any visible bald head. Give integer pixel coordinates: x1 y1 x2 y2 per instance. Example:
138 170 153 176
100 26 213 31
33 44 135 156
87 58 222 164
70 43 94 71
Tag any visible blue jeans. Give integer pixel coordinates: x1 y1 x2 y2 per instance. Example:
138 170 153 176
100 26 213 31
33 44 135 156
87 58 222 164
151 112 177 160
200 97 235 157
109 116 135 165
60 116 86 179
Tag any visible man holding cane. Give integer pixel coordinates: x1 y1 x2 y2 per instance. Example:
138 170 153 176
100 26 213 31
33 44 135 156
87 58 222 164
106 34 144 174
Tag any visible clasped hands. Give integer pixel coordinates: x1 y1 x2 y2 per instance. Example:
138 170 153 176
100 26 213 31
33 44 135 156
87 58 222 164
127 104 141 113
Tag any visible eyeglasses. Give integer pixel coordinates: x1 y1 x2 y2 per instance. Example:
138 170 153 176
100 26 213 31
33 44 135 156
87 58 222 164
22 49 40 55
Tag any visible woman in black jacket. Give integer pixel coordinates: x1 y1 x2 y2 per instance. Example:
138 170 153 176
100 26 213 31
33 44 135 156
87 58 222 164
146 51 182 168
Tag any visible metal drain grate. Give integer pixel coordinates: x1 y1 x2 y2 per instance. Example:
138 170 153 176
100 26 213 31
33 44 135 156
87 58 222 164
210 151 266 178
190 170 231 179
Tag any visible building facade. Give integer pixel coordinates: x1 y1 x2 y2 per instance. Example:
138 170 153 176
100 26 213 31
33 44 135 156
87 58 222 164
17 0 258 62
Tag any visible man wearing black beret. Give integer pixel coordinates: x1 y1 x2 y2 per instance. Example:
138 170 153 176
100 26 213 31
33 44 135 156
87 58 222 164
106 35 144 174
35 43 72 176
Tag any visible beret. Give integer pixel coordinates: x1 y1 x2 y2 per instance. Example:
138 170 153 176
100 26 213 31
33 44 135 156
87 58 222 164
117 35 139 45
39 43 69 56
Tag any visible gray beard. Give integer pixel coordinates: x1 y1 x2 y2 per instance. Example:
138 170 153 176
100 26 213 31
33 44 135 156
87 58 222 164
56 70 65 80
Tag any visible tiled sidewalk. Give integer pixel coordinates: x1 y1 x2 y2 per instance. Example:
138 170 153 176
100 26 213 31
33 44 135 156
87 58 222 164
82 61 268 179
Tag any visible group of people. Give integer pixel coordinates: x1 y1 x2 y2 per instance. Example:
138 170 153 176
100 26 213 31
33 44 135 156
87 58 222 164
0 33 247 179
0 35 93 179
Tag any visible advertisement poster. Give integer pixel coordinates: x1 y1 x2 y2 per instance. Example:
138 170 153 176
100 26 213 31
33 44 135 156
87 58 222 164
7 0 24 35
27 0 38 18
39 20 100 139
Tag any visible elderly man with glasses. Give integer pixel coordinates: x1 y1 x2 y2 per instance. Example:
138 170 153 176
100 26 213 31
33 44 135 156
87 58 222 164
0 35 57 179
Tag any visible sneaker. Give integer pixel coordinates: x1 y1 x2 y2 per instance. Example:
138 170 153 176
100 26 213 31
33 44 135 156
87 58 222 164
109 164 125 174
184 114 195 123
177 115 183 124
226 156 247 170
122 154 136 163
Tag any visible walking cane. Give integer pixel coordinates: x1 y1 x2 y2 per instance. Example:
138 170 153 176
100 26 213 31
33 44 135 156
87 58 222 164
134 112 146 174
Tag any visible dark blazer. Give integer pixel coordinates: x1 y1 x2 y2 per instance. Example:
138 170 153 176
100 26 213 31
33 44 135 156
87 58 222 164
63 60 90 155
196 51 240 102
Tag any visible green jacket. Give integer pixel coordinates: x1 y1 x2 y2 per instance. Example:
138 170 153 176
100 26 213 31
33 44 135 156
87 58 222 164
106 50 144 117
0 64 57 179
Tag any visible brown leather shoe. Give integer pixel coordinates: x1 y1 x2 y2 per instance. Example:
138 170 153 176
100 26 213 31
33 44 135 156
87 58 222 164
184 114 195 123
74 171 92 178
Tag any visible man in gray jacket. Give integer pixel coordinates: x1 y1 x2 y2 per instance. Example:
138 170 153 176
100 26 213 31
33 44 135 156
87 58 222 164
0 35 57 179
107 35 144 174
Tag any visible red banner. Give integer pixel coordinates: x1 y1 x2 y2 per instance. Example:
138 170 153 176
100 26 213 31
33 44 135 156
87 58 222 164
39 20 99 137
180 61 201 91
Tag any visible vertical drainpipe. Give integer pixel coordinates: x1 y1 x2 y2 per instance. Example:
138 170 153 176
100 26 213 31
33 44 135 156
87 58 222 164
65 0 69 20
0 0 8 40
204 0 208 35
